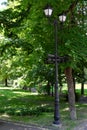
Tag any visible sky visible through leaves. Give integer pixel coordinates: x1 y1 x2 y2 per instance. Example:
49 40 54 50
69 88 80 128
0 0 7 11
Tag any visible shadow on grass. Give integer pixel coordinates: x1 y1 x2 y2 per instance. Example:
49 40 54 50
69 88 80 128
0 88 55 116
0 87 87 130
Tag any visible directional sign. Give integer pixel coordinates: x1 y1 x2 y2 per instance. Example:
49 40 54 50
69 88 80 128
45 54 69 64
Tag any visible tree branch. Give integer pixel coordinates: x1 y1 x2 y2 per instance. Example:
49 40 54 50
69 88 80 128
64 0 79 14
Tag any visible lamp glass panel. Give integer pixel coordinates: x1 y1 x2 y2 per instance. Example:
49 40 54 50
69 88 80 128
44 8 52 16
59 15 66 22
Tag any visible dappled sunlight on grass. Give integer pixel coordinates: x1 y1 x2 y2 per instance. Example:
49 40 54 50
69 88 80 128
62 107 69 112
0 94 5 97
41 104 48 107
13 91 38 95
0 86 87 130
0 88 54 117
0 113 10 118
75 104 79 107
0 87 13 90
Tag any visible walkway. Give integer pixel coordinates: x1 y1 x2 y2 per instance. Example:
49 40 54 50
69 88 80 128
0 120 47 130
73 121 87 130
0 119 87 130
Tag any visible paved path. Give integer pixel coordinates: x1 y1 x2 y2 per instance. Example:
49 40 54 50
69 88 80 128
0 120 47 130
0 120 87 130
73 121 87 130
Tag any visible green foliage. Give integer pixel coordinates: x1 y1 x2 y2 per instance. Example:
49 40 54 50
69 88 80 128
0 88 54 116
0 0 87 87
3 105 53 116
0 87 87 129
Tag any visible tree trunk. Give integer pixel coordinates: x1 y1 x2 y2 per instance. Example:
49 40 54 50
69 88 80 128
81 66 85 95
46 82 51 96
65 67 77 120
51 83 54 97
73 77 75 94
81 82 84 95
5 78 8 87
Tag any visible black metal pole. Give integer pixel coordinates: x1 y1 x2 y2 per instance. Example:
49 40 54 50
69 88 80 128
53 19 61 125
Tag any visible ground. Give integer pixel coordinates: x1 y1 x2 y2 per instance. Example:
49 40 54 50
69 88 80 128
74 120 87 130
0 119 87 130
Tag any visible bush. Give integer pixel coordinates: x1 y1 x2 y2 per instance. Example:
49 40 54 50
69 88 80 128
4 106 53 116
0 108 5 114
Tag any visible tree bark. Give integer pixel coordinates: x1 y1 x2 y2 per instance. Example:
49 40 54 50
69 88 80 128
51 83 54 97
81 66 85 95
46 82 51 96
65 67 77 120
81 82 84 95
5 78 8 87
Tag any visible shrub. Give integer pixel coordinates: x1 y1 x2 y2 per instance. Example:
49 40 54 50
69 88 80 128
4 106 53 116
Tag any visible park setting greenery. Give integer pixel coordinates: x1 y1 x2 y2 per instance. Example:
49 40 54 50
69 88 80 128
0 86 87 130
0 0 87 129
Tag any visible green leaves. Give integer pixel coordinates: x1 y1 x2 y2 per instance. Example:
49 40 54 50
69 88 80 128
0 0 87 87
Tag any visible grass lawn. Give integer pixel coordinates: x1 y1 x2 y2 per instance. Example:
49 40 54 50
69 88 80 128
0 85 87 130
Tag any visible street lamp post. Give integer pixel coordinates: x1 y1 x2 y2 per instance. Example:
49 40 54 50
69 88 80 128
44 5 66 126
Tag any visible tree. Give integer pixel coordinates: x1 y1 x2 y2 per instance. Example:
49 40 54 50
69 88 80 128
0 0 33 85
0 0 87 120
